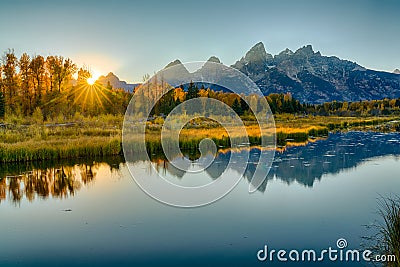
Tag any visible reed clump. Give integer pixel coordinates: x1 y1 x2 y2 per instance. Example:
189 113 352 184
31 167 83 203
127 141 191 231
364 196 400 267
376 196 400 267
0 136 121 163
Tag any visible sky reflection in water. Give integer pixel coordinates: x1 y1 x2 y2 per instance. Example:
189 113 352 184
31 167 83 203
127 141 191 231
0 131 400 266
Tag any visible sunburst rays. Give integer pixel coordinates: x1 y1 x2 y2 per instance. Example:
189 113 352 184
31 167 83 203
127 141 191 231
70 80 114 111
41 75 115 115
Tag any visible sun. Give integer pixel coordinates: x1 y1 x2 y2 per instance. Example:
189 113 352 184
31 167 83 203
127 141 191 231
87 77 96 85
86 71 102 85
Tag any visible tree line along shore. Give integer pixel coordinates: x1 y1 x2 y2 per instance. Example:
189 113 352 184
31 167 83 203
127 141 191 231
1 50 400 163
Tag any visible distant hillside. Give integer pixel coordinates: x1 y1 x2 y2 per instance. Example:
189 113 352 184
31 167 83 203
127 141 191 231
97 72 139 92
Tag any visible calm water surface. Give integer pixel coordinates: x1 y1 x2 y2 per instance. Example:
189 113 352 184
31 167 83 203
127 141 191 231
1 131 400 267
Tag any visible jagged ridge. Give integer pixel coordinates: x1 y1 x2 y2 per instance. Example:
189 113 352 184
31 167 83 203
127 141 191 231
232 43 400 103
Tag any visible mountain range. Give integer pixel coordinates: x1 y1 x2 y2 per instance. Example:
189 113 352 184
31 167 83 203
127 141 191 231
106 42 400 103
230 42 400 103
164 42 400 103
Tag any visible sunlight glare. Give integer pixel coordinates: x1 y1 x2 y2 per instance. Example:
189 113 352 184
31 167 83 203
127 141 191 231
87 70 102 85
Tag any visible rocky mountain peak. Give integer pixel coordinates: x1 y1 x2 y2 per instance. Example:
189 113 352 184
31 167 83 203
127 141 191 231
244 42 273 62
97 72 137 92
279 48 294 56
393 68 400 74
164 59 183 69
231 42 274 80
162 59 190 86
207 56 221 63
105 72 118 79
295 44 315 56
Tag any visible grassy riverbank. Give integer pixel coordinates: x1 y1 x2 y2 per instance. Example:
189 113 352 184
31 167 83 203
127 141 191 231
0 114 123 163
1 114 399 163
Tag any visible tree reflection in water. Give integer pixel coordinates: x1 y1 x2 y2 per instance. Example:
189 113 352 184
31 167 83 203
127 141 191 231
0 157 124 205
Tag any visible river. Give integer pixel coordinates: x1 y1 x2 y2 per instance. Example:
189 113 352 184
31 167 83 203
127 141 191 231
1 131 399 266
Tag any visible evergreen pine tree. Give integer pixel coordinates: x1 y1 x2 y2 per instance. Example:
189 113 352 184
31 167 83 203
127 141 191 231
232 98 243 115
240 98 249 113
187 81 199 100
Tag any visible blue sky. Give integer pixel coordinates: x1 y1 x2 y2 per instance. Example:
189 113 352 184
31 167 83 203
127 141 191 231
0 0 399 82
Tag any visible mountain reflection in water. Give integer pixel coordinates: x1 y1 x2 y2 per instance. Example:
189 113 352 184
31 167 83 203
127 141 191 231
1 131 399 204
146 131 400 192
